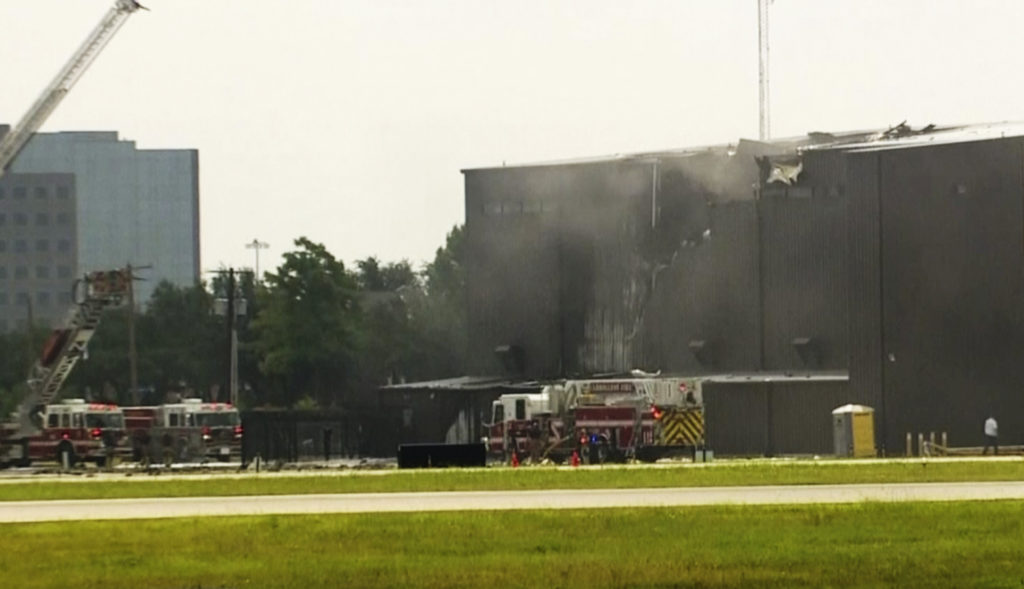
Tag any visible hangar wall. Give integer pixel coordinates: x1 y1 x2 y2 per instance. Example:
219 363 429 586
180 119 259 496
847 138 1024 452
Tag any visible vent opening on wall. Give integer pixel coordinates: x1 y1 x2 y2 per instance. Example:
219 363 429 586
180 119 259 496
689 340 715 367
791 337 822 367
494 344 525 376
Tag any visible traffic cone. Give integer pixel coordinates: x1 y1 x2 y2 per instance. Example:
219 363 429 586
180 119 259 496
511 451 520 468
571 450 580 467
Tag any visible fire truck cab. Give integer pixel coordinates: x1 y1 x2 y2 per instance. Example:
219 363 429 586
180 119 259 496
487 392 552 459
126 399 242 464
30 399 128 467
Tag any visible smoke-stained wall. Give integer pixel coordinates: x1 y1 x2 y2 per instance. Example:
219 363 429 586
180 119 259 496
463 142 834 379
464 160 659 377
463 166 566 377
640 201 761 373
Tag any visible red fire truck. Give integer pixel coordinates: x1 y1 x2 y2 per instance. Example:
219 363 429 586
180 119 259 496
486 376 705 464
124 399 243 464
14 400 128 467
0 269 133 468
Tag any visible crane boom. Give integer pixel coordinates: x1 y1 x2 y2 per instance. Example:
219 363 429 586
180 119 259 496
0 0 144 179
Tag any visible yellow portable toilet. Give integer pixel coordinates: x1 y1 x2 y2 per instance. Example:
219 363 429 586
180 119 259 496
832 404 876 458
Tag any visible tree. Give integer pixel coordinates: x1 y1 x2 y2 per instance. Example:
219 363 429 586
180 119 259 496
356 257 417 291
412 225 467 378
350 258 424 405
253 237 361 408
64 281 224 405
137 281 224 399
0 326 50 417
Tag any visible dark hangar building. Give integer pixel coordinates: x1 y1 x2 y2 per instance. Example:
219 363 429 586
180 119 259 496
451 122 1024 456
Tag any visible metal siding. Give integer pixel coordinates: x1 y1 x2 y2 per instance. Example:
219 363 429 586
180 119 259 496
769 380 852 455
760 151 849 371
464 168 565 377
569 162 653 373
845 151 885 435
646 202 762 373
877 138 1024 452
465 152 770 379
703 381 768 455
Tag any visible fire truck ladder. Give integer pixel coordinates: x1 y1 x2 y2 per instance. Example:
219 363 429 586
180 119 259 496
17 272 129 433
0 0 145 180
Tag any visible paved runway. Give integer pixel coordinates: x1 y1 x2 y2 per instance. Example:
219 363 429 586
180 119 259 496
3 481 1024 522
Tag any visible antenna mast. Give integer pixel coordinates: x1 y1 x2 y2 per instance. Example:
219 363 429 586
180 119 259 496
758 0 771 141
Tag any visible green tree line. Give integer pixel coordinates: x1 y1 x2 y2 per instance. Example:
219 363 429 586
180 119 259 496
0 226 466 413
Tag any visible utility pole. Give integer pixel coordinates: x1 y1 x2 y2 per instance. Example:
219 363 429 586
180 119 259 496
128 263 137 404
758 0 771 141
212 268 245 406
225 268 237 406
245 239 269 281
24 297 35 374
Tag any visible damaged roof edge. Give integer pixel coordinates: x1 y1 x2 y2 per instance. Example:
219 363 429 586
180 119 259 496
461 121 1024 174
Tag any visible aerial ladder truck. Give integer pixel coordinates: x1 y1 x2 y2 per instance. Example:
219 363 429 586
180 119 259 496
0 1 146 466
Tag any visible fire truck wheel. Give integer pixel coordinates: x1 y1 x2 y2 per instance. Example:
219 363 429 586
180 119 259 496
56 442 77 468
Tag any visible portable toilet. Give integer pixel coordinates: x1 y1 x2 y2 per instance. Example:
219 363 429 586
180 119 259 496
832 404 875 458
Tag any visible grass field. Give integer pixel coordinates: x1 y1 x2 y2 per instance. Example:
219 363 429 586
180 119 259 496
1 501 1022 588
0 458 1023 501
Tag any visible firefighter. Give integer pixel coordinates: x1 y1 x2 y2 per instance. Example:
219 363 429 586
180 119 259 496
578 428 589 464
527 419 541 464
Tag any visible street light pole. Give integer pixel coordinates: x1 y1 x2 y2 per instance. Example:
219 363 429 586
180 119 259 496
245 239 269 281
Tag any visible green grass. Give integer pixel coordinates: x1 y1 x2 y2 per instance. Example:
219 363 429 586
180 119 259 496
1 459 1023 501
1 501 1023 588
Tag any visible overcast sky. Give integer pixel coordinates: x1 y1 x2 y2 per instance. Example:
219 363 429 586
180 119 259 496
2 0 1023 277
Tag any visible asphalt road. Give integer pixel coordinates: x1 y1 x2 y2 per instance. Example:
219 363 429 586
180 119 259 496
3 481 1024 523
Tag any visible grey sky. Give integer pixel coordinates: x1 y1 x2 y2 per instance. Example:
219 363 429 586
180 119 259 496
2 1 1022 277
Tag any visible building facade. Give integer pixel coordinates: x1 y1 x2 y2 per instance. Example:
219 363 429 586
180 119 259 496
0 172 77 331
456 122 1024 455
3 127 200 305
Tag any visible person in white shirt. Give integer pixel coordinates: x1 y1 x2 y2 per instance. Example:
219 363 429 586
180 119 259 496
983 416 998 455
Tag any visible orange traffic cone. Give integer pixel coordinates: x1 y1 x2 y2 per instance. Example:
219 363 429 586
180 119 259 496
571 450 580 467
511 451 520 468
